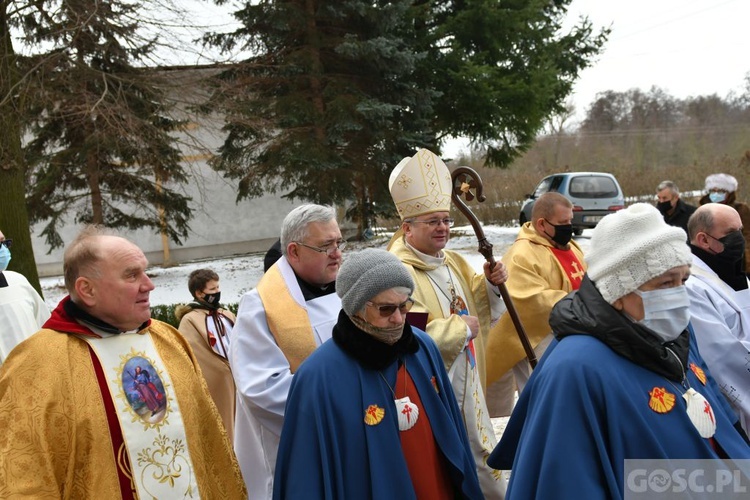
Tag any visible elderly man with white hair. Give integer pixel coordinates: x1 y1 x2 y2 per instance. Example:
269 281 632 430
231 204 345 499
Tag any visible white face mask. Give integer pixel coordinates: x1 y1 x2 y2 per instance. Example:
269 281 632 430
634 286 691 343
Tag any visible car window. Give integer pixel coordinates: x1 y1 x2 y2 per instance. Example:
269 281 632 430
533 176 563 197
532 177 553 197
569 176 619 199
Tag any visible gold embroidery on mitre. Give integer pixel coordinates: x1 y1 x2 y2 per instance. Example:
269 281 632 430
388 148 452 219
648 387 676 413
396 174 413 190
364 404 385 425
689 363 707 385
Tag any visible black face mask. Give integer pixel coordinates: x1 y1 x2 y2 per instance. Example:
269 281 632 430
544 219 573 247
713 230 746 264
202 291 222 307
691 230 748 291
656 200 673 215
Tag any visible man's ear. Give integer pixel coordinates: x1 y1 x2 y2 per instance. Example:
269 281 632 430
694 232 711 250
534 217 546 234
402 221 411 236
75 276 96 307
286 242 300 262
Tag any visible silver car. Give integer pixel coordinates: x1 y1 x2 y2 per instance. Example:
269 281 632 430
519 172 625 235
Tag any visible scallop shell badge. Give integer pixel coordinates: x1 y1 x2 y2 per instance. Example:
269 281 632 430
364 404 385 426
648 387 676 413
689 363 707 385
684 388 716 438
395 397 419 431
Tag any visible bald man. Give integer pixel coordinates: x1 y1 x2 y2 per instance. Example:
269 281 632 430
486 192 587 406
0 226 245 498
686 203 750 432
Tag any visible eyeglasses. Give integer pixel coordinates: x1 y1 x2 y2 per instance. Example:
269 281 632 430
366 298 415 317
0 239 11 249
407 217 454 228
295 239 347 256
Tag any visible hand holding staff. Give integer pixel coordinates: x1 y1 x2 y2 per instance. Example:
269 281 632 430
450 166 538 369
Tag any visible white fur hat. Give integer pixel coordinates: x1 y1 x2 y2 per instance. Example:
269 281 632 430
585 203 692 303
705 173 738 192
388 149 452 220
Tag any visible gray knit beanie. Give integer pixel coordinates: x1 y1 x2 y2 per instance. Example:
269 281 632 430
586 203 692 304
336 248 415 316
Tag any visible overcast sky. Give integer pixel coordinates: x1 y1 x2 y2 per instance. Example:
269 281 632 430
565 0 749 115
178 1 750 154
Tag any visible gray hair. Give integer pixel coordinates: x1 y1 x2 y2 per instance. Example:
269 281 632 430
63 225 117 296
280 204 337 256
656 180 679 196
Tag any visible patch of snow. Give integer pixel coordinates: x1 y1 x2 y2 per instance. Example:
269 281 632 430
40 224 592 308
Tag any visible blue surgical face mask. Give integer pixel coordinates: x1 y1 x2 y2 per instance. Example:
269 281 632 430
0 245 10 271
709 191 727 203
634 286 691 343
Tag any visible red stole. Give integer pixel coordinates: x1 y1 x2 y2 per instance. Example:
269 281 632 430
88 347 137 500
396 365 453 500
549 247 585 290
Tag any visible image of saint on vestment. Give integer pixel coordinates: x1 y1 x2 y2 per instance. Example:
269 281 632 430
122 357 167 423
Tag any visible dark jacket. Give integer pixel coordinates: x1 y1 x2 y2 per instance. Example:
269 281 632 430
663 198 696 239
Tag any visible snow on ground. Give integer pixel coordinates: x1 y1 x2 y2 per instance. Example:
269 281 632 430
40 224 593 308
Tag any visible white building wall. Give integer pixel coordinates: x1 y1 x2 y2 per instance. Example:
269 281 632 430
30 66 306 276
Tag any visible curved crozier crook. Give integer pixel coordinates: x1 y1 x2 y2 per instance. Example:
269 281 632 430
449 165 537 368
450 166 493 263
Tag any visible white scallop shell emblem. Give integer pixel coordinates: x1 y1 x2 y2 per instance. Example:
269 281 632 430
683 388 716 438
395 396 419 431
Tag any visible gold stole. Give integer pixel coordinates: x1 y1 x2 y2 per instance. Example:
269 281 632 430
256 263 317 373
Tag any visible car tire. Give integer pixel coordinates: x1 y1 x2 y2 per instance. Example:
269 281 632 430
573 228 583 236
519 212 527 225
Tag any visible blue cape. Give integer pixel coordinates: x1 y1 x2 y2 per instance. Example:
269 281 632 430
489 328 750 499
273 328 482 499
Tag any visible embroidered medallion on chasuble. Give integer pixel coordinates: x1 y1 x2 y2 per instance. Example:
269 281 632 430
388 148 453 220
82 333 201 499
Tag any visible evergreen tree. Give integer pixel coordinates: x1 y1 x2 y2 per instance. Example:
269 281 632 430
417 0 609 166
206 0 607 227
19 0 192 249
205 0 434 234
